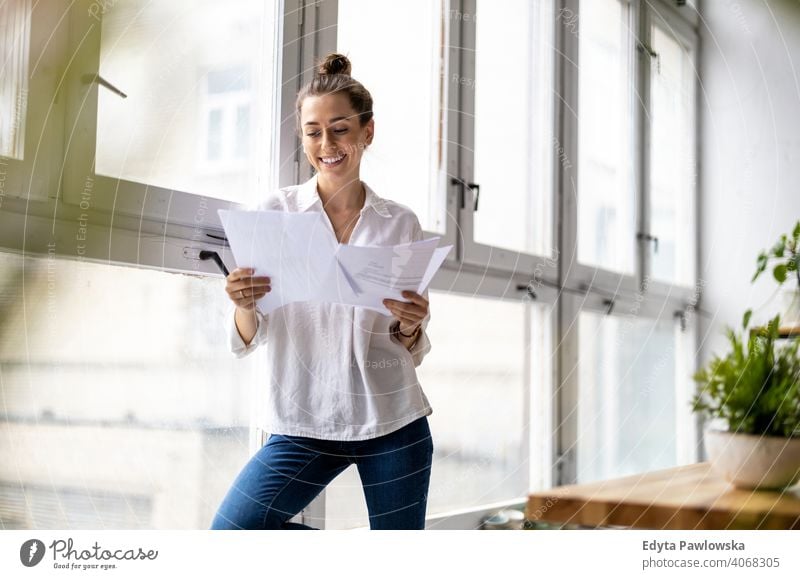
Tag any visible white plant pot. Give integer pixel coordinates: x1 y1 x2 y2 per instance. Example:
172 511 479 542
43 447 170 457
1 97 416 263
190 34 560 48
704 428 800 490
780 286 800 326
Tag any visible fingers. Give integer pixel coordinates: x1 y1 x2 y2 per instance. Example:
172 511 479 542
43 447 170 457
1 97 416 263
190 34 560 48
383 301 426 327
226 268 271 293
400 290 428 308
383 298 427 319
229 278 271 294
227 267 257 282
225 268 271 308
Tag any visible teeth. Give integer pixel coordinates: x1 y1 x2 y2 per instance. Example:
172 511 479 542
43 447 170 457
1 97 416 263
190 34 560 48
321 154 345 164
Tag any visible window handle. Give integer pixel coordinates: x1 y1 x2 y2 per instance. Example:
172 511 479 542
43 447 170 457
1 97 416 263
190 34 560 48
450 178 480 211
636 41 660 74
82 73 128 99
467 182 480 211
637 232 659 254
450 177 465 209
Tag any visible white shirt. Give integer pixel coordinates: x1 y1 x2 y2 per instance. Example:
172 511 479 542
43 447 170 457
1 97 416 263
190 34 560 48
226 174 433 441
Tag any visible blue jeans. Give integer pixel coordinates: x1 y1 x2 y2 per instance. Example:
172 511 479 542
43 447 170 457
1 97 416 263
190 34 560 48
209 416 433 530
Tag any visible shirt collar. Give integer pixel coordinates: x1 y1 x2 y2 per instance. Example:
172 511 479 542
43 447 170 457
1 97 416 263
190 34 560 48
296 173 392 218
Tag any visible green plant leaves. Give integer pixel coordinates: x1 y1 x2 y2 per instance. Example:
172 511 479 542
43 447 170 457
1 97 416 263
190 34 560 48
774 264 788 283
752 251 769 282
692 313 800 437
700 221 800 437
772 235 787 258
752 223 800 285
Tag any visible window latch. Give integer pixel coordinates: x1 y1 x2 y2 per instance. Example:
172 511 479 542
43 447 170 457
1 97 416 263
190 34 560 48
81 73 127 99
450 178 481 211
637 232 659 254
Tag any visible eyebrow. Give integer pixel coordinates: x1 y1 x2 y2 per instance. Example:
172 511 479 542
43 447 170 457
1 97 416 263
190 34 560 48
303 116 350 126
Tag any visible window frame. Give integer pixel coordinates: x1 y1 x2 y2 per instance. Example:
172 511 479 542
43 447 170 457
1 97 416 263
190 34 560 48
52 0 281 263
455 0 560 283
555 0 701 485
0 1 65 220
639 2 699 296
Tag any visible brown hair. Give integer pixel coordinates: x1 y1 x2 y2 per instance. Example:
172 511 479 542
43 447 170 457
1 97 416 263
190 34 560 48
295 53 374 133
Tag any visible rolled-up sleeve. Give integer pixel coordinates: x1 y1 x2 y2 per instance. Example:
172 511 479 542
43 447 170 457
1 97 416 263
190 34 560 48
228 306 269 358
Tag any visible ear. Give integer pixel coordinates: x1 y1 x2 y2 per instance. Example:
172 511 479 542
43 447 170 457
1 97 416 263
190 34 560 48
365 118 375 146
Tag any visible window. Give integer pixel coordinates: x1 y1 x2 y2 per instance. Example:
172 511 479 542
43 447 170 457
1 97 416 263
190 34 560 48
577 0 636 274
324 292 553 528
0 0 31 160
0 252 258 529
577 309 680 483
648 19 697 286
472 0 554 258
556 0 701 487
0 0 701 530
336 0 447 234
201 67 253 169
92 0 278 207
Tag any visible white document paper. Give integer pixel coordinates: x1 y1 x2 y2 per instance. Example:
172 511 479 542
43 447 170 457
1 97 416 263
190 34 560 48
218 209 453 315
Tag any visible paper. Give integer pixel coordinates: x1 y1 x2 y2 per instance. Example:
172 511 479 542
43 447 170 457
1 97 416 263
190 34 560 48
218 209 453 315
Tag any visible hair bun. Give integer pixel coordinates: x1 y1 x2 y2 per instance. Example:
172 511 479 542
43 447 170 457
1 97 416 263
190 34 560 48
318 53 352 76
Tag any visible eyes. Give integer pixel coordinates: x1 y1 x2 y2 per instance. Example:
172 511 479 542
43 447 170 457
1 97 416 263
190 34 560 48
305 127 349 138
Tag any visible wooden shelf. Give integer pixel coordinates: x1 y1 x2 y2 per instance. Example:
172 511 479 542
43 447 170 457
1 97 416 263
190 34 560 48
749 326 800 339
527 462 800 530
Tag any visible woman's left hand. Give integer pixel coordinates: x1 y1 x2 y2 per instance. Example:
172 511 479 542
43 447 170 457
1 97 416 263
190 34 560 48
383 291 428 334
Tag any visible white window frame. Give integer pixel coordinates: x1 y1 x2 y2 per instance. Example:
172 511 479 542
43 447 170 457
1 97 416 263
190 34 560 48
0 0 283 274
0 1 66 231
455 0 560 285
555 0 701 485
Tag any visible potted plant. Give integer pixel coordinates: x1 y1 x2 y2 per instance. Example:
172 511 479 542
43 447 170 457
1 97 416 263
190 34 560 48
752 220 800 325
692 313 800 489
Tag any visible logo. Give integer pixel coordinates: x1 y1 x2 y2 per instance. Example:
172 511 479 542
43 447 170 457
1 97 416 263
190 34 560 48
20 539 46 567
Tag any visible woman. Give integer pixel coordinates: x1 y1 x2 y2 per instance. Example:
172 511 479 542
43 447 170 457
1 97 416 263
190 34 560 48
209 53 434 530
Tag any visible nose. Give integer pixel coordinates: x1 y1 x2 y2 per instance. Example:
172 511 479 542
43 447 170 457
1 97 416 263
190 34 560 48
321 129 335 152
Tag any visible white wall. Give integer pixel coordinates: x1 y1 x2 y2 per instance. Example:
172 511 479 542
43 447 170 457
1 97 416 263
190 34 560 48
699 0 800 362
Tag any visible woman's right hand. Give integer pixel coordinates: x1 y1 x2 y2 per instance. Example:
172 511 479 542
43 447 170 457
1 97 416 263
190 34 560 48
225 268 271 312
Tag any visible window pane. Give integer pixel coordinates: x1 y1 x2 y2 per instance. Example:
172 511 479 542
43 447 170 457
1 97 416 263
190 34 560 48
649 25 696 286
473 0 554 257
325 293 543 528
207 109 222 160
577 0 636 273
336 0 446 234
95 0 278 206
577 310 681 483
0 0 31 160
0 253 256 529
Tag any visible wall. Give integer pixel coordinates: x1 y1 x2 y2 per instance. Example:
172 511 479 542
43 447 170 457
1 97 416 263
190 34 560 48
699 0 800 362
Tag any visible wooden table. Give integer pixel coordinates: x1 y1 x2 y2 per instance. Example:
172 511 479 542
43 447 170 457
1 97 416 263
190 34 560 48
526 462 800 530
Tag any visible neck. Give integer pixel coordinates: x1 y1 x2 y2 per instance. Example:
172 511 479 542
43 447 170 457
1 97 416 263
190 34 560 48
316 173 364 213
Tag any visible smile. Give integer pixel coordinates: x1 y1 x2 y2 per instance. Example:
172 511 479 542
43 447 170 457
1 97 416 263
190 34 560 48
319 153 346 167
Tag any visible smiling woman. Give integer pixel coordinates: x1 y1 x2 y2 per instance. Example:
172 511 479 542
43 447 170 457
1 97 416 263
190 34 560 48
296 54 375 216
210 53 438 531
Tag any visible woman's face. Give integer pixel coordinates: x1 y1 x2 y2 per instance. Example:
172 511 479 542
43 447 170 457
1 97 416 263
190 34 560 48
300 93 373 183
